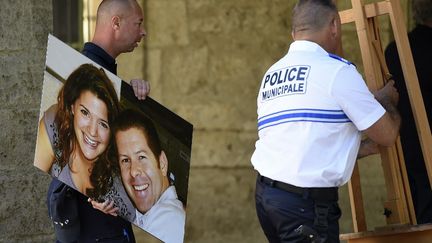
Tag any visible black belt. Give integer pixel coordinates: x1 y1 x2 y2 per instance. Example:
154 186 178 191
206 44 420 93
258 174 338 201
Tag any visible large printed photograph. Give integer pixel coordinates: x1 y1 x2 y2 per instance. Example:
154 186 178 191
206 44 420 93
34 34 192 242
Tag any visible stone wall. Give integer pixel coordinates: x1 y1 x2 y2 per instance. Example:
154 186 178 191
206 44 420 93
0 0 54 242
122 1 297 242
0 0 413 242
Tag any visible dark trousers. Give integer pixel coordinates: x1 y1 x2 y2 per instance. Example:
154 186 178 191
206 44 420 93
255 176 341 243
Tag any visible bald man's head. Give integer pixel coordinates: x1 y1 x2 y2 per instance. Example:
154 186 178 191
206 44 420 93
96 0 139 25
92 0 145 58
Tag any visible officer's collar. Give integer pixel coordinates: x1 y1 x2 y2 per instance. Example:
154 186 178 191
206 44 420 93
288 40 328 56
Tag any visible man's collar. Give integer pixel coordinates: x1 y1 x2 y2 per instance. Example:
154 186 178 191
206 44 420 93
83 42 116 64
288 40 328 55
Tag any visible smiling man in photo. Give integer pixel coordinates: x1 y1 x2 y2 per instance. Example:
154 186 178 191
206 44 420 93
112 109 186 243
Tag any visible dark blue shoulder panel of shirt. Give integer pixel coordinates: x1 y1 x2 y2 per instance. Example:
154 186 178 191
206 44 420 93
328 53 356 67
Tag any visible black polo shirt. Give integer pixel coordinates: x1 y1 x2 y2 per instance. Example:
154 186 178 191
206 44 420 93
82 42 117 75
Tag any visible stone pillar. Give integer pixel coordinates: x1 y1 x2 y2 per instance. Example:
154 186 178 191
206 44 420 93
0 0 54 242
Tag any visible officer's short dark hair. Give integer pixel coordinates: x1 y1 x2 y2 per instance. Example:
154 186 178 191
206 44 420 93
292 0 338 33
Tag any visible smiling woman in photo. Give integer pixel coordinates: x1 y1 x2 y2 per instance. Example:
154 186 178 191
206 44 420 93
35 64 119 198
34 63 136 241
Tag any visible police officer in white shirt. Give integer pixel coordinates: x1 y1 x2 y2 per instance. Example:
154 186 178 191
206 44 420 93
251 0 401 242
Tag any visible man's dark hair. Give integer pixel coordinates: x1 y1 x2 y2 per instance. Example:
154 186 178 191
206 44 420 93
111 108 163 168
412 0 432 25
292 0 338 33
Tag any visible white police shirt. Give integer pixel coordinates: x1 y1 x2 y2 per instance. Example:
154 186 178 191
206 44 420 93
251 40 385 187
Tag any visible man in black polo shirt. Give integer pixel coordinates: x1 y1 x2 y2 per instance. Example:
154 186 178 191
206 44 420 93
82 0 149 100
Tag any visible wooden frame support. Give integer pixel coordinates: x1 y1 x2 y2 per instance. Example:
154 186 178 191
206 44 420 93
386 0 432 186
338 0 431 240
348 163 367 232
340 0 410 228
340 0 432 187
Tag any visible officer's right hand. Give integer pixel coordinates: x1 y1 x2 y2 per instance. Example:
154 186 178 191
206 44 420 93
374 80 399 106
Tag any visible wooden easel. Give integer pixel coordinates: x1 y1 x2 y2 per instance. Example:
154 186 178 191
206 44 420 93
337 0 432 242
